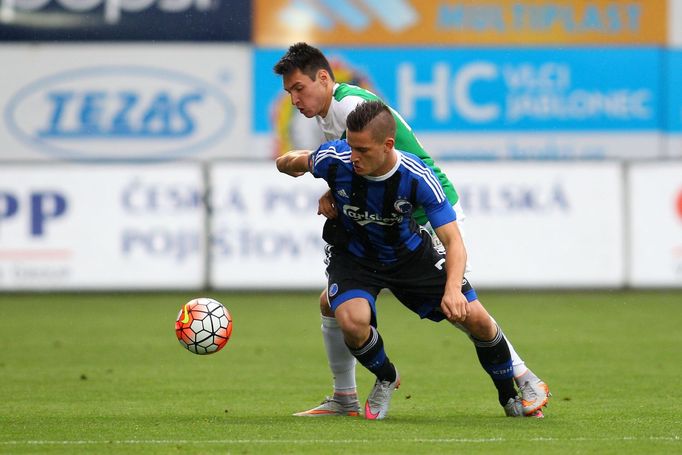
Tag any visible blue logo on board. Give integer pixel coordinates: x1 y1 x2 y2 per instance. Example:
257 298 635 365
5 66 234 161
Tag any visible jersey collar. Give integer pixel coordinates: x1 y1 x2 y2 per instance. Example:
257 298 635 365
364 151 401 182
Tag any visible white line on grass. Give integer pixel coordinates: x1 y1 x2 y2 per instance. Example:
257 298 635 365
0 436 679 446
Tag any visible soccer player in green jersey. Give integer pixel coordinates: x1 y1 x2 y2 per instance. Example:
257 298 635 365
273 43 550 418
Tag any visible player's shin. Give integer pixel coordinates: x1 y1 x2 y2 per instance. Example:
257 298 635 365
346 326 396 382
488 316 529 381
470 325 517 406
321 315 358 394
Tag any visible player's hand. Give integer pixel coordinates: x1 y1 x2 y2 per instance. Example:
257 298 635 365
317 190 338 219
440 290 470 323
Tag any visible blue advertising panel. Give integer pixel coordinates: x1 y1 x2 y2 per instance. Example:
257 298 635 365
667 50 682 133
0 0 251 41
255 47 660 134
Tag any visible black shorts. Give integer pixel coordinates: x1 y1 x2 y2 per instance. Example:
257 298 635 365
325 231 478 326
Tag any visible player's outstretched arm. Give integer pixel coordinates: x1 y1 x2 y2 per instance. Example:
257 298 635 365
434 221 470 323
276 150 311 177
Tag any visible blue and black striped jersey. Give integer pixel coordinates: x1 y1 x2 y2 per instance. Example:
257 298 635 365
309 139 456 263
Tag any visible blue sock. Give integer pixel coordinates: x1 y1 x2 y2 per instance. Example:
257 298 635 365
347 326 396 382
471 326 516 406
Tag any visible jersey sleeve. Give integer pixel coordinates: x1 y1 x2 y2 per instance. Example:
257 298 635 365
423 198 456 229
309 140 352 181
407 156 457 228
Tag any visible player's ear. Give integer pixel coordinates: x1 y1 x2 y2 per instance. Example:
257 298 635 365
318 69 330 86
385 137 395 150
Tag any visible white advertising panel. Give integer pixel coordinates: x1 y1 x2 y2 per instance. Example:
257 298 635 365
0 44 250 161
210 163 330 289
0 165 204 290
443 162 625 287
210 162 624 289
629 163 682 287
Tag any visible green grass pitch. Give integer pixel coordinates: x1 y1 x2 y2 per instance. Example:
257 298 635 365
1 290 680 454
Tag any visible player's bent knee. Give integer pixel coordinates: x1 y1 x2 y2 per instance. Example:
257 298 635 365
333 298 372 347
466 319 497 341
461 300 497 340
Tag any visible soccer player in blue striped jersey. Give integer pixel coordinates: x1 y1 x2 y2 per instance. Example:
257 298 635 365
276 100 548 419
274 43 549 418
311 141 451 263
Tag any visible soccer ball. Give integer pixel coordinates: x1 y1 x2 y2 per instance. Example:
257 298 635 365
175 298 232 355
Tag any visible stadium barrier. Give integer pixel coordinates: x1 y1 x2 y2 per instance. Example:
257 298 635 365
1 161 680 291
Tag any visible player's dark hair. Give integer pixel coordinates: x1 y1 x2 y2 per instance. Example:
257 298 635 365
346 100 396 143
273 42 335 81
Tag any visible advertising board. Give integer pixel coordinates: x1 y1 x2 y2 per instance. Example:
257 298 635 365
254 0 665 46
629 163 682 287
670 0 682 46
210 162 330 289
254 47 661 160
210 162 624 289
0 0 251 41
0 164 204 290
0 44 251 161
443 162 625 287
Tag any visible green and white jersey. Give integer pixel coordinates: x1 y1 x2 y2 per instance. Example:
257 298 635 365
317 83 459 225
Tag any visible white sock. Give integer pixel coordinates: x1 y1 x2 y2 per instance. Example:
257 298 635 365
321 315 357 394
506 336 528 380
